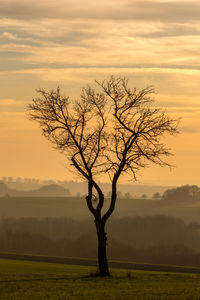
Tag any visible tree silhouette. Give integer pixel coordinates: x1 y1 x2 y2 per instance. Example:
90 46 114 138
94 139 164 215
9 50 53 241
28 76 179 276
162 185 200 202
152 192 161 199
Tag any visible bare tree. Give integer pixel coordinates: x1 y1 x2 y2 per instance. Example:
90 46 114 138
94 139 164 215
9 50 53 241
27 76 179 276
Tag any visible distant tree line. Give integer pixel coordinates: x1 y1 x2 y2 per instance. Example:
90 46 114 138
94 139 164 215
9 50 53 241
1 177 69 185
161 185 200 202
1 215 200 267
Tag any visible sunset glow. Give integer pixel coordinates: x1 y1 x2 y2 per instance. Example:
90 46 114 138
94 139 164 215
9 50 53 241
0 0 200 185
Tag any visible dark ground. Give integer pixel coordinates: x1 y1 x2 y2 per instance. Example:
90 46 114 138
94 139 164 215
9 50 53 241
1 252 200 274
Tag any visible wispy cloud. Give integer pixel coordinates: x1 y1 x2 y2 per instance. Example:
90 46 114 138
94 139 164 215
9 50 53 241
1 0 200 23
1 19 200 76
1 31 17 40
0 99 27 112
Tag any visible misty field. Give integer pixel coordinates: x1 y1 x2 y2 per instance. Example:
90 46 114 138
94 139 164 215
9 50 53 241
1 259 200 299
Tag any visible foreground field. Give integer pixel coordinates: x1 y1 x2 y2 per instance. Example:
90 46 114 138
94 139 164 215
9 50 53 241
1 259 200 299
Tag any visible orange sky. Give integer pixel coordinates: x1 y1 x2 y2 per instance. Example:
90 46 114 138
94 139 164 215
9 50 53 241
0 0 200 185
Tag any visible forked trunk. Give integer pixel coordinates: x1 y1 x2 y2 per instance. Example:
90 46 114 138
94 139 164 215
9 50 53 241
95 220 110 276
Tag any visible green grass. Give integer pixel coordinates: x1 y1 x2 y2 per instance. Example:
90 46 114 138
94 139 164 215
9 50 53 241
1 259 200 299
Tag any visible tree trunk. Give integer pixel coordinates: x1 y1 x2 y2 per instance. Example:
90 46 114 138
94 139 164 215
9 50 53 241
95 220 110 276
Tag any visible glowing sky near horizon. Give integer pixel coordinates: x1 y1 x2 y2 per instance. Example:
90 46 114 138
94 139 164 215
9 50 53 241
0 0 200 185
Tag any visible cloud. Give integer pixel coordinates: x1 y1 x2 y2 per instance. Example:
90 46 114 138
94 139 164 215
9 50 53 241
138 24 200 38
1 4 200 79
1 19 200 76
0 99 26 112
0 0 200 23
0 67 198 107
1 31 17 40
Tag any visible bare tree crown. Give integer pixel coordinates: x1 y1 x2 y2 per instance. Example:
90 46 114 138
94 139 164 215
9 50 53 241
28 76 179 182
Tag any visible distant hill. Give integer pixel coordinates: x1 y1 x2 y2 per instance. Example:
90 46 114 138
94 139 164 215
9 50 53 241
0 182 70 197
4 180 172 198
19 184 71 197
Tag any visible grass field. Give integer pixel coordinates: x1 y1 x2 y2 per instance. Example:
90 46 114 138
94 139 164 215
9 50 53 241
1 259 200 299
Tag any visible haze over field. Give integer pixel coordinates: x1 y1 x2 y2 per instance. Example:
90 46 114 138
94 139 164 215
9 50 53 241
0 0 199 186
